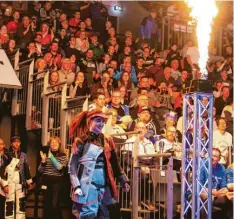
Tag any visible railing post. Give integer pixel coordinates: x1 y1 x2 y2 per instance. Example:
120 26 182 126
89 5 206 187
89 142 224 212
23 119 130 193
161 17 165 51
132 136 139 219
60 84 68 152
41 73 49 146
167 156 173 218
26 60 35 130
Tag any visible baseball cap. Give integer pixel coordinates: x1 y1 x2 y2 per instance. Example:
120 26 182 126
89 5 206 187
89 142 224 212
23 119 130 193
11 136 21 143
138 106 151 114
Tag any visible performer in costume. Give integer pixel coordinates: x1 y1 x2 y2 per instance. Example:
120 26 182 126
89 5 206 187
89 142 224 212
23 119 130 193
69 109 130 219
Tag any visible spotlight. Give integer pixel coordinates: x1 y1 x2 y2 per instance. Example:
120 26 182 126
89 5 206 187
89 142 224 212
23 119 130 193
114 5 123 11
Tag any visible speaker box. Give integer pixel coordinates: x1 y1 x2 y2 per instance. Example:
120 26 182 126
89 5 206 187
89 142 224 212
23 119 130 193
185 79 213 93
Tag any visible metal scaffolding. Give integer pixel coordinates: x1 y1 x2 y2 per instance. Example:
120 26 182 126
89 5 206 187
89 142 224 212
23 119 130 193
181 92 213 219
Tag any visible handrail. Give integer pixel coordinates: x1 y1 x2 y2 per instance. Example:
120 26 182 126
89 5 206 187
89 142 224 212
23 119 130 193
66 95 90 103
19 58 34 65
47 81 66 89
110 131 140 137
32 69 50 77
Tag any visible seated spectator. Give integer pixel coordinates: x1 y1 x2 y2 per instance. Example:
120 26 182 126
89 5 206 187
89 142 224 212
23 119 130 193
75 21 87 37
213 118 232 166
91 71 112 102
200 148 226 201
49 41 63 69
107 45 118 61
57 28 69 49
35 58 47 79
135 56 148 78
79 49 98 84
170 59 181 80
128 106 157 144
120 61 137 85
0 25 9 48
69 71 89 98
147 57 164 80
40 22 54 46
213 80 223 98
214 86 231 116
119 85 130 105
165 44 181 67
6 11 20 35
105 109 127 139
88 92 106 112
5 39 16 57
156 67 175 87
130 94 149 120
85 17 95 35
106 89 129 120
58 58 75 85
25 42 42 60
97 53 111 75
141 47 154 68
44 52 56 71
175 70 188 91
212 162 234 219
89 32 104 61
64 36 81 63
68 10 81 32
75 30 89 54
219 70 233 89
118 71 135 93
109 60 121 80
48 71 62 92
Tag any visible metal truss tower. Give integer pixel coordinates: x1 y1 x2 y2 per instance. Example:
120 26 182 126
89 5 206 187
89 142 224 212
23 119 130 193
181 92 213 219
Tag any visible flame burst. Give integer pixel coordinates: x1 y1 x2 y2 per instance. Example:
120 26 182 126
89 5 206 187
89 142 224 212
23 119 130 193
185 0 218 77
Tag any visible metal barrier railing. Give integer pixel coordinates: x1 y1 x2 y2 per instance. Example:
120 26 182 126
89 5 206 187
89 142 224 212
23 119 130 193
60 83 89 157
112 132 176 219
12 58 34 116
41 78 66 146
26 70 49 130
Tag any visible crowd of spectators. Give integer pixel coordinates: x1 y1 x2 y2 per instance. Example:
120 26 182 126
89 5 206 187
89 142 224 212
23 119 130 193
0 1 233 218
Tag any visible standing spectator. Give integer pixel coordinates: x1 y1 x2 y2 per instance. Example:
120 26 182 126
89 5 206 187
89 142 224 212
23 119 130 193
89 32 104 61
140 9 159 50
38 136 67 219
39 1 56 23
5 136 33 219
12 1 28 15
16 16 36 49
90 1 108 43
0 138 11 219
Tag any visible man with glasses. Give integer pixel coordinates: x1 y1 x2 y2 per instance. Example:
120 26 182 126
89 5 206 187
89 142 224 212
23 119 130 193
106 90 129 121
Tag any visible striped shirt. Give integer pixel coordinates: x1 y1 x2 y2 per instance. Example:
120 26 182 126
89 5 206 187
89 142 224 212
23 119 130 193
38 152 67 177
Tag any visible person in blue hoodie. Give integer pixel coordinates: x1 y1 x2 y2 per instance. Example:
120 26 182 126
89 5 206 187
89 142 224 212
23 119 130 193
140 10 159 51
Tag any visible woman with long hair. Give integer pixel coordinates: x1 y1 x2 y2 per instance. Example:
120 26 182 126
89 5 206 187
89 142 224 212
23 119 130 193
38 136 67 219
69 109 130 219
118 71 135 92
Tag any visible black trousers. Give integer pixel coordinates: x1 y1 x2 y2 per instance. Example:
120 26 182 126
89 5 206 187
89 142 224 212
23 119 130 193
213 196 233 219
43 181 63 219
0 194 5 219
